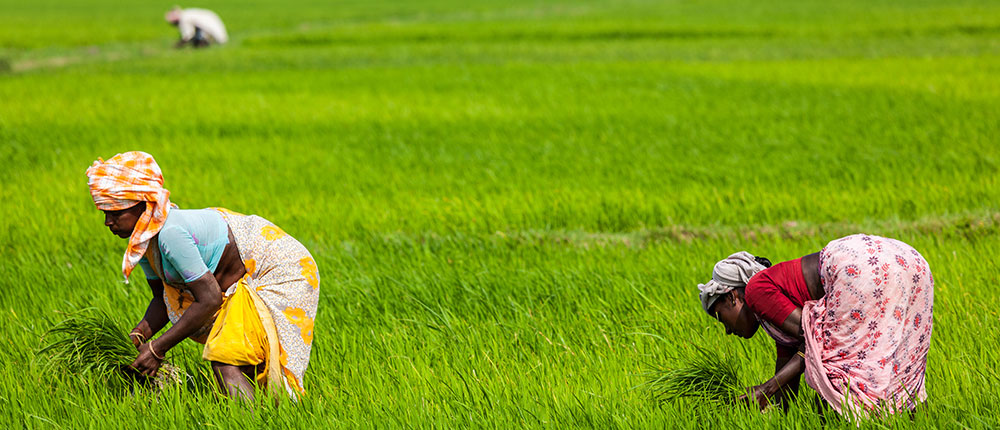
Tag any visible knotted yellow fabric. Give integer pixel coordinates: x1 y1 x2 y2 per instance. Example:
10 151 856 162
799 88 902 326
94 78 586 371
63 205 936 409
203 277 282 387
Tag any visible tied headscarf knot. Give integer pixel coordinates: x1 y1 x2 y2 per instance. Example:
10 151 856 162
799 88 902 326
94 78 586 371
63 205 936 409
697 251 767 315
85 151 175 282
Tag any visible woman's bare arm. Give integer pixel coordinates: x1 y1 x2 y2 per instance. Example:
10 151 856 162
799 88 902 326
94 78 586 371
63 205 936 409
773 351 802 404
741 307 808 409
744 347 806 410
781 308 805 340
131 273 223 377
130 279 169 347
149 273 222 351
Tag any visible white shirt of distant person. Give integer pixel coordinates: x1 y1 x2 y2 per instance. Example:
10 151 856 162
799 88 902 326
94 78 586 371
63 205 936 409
165 6 228 48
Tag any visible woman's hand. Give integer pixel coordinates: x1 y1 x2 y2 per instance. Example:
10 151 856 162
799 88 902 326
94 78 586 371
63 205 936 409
131 342 165 378
738 381 778 411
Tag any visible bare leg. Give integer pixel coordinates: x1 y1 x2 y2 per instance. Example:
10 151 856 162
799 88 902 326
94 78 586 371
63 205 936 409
211 361 257 402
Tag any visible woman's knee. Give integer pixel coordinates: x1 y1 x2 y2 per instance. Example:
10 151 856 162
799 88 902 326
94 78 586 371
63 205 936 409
211 361 262 384
211 361 244 380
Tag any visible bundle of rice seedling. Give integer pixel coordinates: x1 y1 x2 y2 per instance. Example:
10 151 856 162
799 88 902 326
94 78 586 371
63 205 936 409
39 309 183 392
644 345 743 406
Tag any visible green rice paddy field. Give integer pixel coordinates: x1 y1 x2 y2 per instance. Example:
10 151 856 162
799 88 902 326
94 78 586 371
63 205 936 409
2 0 999 428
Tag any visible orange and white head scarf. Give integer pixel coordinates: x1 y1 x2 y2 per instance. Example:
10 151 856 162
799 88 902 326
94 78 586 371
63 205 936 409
86 151 174 282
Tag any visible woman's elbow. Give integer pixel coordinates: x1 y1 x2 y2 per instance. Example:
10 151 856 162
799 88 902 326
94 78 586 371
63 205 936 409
189 272 225 310
203 295 223 310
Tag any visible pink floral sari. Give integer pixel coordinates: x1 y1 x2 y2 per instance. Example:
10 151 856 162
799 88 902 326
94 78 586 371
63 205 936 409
802 234 933 416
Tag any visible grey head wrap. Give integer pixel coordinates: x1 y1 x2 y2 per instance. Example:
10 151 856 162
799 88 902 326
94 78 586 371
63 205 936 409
698 251 768 315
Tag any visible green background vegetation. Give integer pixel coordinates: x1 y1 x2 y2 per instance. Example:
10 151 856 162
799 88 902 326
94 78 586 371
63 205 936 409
1 0 998 427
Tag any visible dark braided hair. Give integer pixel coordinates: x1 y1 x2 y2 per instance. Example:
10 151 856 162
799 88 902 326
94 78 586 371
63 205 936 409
754 256 772 268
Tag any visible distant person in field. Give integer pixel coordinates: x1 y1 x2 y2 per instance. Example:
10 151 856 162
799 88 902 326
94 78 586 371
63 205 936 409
86 151 319 401
165 6 228 48
697 235 933 417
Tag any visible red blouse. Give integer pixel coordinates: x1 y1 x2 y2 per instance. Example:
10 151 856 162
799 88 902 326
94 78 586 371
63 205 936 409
745 257 812 328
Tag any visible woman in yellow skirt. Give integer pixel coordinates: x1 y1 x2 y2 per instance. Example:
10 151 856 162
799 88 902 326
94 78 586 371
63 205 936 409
86 151 319 400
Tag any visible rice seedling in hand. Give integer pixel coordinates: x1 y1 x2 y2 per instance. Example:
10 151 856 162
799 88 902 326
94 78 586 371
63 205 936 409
645 346 743 406
38 309 183 392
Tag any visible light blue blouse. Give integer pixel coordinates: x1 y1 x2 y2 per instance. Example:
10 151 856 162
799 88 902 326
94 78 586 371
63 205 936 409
138 209 229 284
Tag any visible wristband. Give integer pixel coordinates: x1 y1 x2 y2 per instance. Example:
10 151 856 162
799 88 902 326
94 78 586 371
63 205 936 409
148 340 165 360
129 331 146 343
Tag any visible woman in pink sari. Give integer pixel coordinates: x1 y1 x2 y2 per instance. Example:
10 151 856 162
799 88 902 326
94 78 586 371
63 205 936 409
697 234 933 417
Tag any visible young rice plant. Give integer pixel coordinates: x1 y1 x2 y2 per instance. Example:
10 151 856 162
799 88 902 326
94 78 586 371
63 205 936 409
38 309 184 392
645 345 743 406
